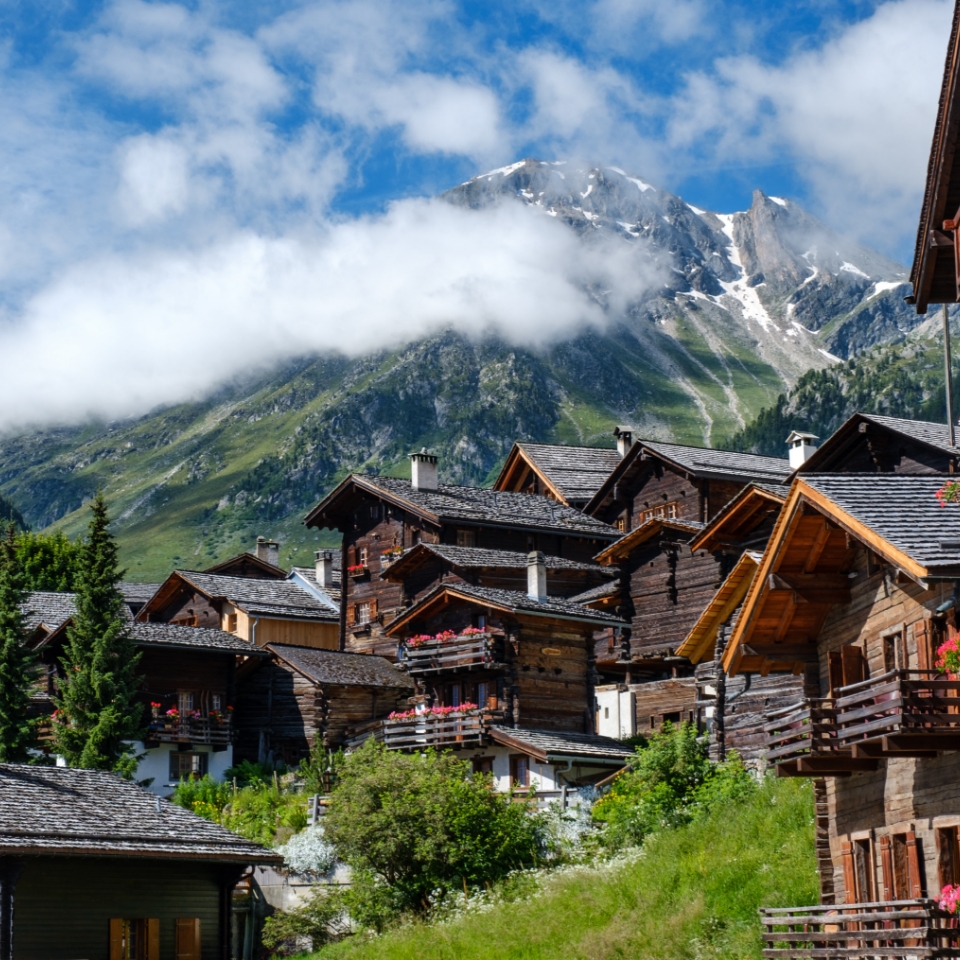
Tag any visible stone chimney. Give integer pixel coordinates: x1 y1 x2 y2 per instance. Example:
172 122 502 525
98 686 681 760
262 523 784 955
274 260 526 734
315 549 335 588
786 431 819 469
255 536 280 567
527 551 547 600
410 449 438 491
614 426 633 458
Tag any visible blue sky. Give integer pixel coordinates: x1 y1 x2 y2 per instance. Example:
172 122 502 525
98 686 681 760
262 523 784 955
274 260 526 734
0 0 952 428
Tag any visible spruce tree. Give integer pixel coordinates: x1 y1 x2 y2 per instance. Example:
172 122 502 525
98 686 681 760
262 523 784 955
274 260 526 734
0 524 38 762
53 493 143 777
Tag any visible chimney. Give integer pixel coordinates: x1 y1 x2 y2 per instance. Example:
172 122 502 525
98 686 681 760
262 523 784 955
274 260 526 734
315 549 334 588
527 551 547 600
614 426 633 458
786 431 819 469
255 536 280 567
410 449 438 491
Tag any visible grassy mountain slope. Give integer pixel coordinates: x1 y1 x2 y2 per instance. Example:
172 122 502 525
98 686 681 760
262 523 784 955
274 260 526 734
314 777 817 960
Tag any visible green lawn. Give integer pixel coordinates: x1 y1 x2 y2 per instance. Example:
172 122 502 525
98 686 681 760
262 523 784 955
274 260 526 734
311 777 818 960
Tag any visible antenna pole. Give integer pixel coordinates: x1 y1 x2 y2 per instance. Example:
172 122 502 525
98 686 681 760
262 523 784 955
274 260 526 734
945 304 956 448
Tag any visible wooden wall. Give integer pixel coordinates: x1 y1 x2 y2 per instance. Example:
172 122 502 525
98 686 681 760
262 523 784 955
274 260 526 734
825 435 953 474
152 590 221 629
137 647 235 712
235 612 338 649
630 677 698 734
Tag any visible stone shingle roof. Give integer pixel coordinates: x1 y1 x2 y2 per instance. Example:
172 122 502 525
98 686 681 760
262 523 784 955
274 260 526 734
857 415 958 453
513 443 623 503
390 543 610 574
640 441 791 481
268 644 413 689
119 582 162 605
288 567 341 611
130 622 263 655
174 571 338 620
0 764 281 862
568 580 620 604
489 727 632 762
22 592 77 633
803 474 960 575
311 475 619 539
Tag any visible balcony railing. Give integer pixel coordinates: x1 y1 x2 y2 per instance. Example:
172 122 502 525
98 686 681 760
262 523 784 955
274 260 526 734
399 634 505 676
146 715 233 748
836 669 960 755
760 900 957 959
383 710 505 751
764 699 878 776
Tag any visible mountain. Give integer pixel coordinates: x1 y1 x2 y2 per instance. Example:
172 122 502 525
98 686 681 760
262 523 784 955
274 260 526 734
0 492 27 531
0 160 922 579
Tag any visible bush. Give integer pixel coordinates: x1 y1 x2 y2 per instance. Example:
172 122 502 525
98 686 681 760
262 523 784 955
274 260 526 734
592 722 756 849
322 740 544 926
261 886 350 955
278 824 337 877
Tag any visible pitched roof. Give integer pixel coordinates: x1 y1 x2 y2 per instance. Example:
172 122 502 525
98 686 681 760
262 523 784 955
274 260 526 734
130 622 263 656
568 580 620 605
119 582 162 605
0 764 281 862
594 519 704 565
168 571 338 620
268 644 413 690
204 551 287 579
910 0 960 313
22 592 77 633
305 475 619 540
381 542 611 581
288 566 342 610
690 482 787 553
488 727 632 763
494 442 623 504
384 581 628 635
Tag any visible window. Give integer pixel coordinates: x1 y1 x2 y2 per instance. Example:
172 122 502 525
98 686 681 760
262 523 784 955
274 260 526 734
828 645 866 696
852 838 875 902
477 682 491 709
457 529 477 547
883 627 906 672
109 919 159 960
169 751 208 781
640 502 679 524
472 757 494 776
358 546 368 566
937 827 960 888
172 615 198 627
224 613 238 633
876 832 924 902
211 694 222 712
446 683 461 708
357 602 371 625
178 691 194 714
510 755 530 788
615 517 627 533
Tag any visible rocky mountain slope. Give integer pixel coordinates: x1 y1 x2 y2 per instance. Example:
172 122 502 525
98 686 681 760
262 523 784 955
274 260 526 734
0 161 921 578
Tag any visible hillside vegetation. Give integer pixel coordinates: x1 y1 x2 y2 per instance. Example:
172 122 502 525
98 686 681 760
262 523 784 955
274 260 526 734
310 777 817 960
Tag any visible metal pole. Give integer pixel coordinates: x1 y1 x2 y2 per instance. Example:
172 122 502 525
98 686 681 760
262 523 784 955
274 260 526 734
945 304 956 447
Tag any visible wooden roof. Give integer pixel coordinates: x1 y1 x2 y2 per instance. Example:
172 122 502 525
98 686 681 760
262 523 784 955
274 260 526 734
593 518 703 566
493 442 622 505
690 483 787 553
675 551 761 663
911 0 960 313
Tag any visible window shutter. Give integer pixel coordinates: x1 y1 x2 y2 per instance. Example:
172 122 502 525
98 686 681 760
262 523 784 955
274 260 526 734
905 832 924 898
936 827 958 889
347 546 356 568
370 598 378 621
841 840 857 903
829 652 845 695
841 645 866 687
915 620 931 672
880 835 894 901
147 919 160 960
175 918 201 960
346 604 355 626
109 919 123 960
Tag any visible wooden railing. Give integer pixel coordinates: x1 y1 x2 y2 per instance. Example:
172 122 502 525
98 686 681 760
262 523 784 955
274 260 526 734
760 900 957 958
764 699 878 776
146 716 233 747
835 670 960 753
399 634 505 676
383 710 505 751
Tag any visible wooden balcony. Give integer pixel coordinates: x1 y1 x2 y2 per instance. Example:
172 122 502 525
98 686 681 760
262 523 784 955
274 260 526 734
145 716 233 749
836 670 960 757
760 900 957 959
399 634 505 677
764 699 878 776
383 710 505 751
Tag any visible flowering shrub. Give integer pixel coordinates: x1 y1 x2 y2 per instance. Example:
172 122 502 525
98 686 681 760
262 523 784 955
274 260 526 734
940 884 960 913
209 706 233 724
150 701 162 710
406 627 486 648
388 703 478 721
165 708 180 719
347 563 368 575
937 635 960 679
382 546 404 559
278 823 338 877
937 480 960 507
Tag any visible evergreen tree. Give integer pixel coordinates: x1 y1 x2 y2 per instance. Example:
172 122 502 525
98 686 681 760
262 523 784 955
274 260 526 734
15 529 82 592
0 525 38 762
53 493 143 777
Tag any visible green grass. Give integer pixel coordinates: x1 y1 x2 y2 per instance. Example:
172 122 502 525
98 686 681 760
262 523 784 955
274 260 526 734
311 777 818 960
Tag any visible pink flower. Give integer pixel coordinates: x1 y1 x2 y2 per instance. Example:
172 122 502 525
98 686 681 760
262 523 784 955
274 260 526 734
940 884 960 913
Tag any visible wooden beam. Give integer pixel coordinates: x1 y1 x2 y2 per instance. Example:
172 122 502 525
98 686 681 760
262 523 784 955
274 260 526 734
773 597 796 643
767 572 850 605
803 519 833 573
743 644 818 661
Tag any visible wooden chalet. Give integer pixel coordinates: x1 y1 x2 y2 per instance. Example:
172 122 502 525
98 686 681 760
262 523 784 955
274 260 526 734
377 555 631 790
493 438 625 508
204 538 286 579
27 593 265 794
0 763 279 960
137 568 339 650
722 473 960 955
794 414 960 476
234 644 413 765
303 451 620 658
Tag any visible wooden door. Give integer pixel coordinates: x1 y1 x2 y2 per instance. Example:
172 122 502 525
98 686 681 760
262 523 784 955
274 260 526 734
175 918 201 960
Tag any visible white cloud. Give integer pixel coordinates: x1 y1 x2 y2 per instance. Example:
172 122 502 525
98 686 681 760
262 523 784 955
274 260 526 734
0 199 664 431
119 135 191 224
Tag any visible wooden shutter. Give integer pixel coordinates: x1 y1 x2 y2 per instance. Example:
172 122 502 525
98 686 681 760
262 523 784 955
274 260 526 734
905 832 924 898
841 645 866 687
346 604 355 626
175 918 201 960
109 919 123 960
147 919 160 960
937 828 958 888
916 620 932 672
369 598 378 621
880 835 895 901
829 652 845 696
841 840 858 903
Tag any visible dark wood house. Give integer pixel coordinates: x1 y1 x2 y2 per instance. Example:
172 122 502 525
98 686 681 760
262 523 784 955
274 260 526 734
234 644 413 765
303 452 620 658
723 473 960 955
493 439 624 508
0 763 280 960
